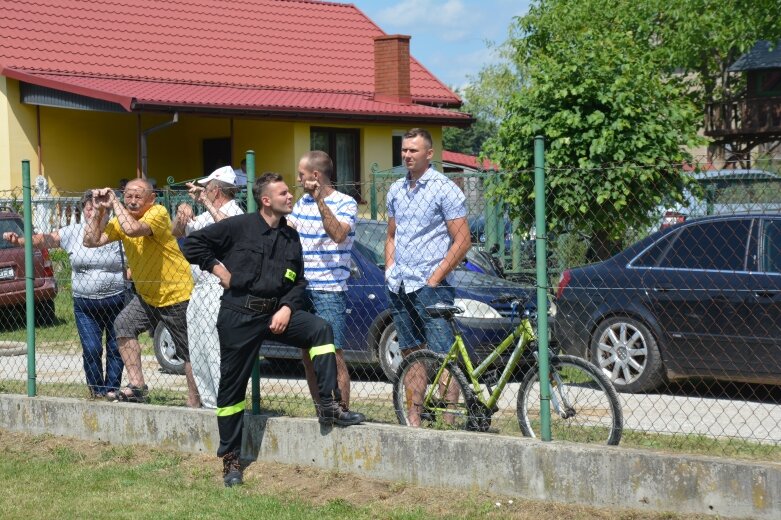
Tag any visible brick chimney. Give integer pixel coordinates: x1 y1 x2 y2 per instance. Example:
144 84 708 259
374 34 412 104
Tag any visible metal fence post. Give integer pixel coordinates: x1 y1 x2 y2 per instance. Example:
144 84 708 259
370 163 378 220
495 200 505 261
534 136 551 441
22 161 37 397
511 216 522 272
484 181 498 253
244 151 261 415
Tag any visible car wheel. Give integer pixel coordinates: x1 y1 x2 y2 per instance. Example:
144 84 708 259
35 300 56 327
590 316 666 393
377 320 402 382
153 322 185 375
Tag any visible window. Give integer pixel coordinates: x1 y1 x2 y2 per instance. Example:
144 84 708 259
632 233 678 267
202 138 231 177
657 220 752 271
761 219 781 274
751 70 781 97
392 134 403 167
0 219 23 250
311 127 361 201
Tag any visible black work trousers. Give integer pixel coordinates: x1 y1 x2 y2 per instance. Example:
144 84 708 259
215 305 339 458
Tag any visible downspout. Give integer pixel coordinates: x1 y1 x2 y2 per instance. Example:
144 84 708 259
230 118 234 162
36 106 42 176
136 113 141 178
140 112 179 179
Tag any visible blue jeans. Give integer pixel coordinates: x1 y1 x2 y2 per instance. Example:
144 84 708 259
387 282 455 353
73 292 126 395
306 290 346 350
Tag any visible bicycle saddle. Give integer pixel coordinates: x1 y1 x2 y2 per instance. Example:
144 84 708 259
424 303 463 320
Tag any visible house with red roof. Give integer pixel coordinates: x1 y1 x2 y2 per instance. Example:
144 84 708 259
0 0 471 198
442 150 499 173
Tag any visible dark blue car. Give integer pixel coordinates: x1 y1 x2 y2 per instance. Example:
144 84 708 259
261 220 535 379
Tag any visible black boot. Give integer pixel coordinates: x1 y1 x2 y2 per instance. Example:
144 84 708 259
222 452 243 487
317 399 365 426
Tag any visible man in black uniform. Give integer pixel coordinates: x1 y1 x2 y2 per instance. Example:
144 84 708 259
181 172 364 487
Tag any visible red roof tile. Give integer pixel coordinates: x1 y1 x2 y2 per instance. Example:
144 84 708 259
442 150 499 170
0 0 468 123
3 68 467 123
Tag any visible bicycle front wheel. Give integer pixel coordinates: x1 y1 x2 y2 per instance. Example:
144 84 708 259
517 355 623 445
393 350 475 431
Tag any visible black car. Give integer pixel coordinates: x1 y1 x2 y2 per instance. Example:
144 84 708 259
554 214 781 393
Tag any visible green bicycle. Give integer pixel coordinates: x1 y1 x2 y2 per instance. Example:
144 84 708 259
392 297 623 445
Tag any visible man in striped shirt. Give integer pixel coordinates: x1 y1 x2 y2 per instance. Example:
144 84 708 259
288 150 357 412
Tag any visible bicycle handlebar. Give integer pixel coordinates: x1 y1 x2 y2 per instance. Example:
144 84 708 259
491 294 522 305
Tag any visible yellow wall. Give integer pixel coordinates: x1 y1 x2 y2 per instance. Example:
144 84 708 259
41 106 138 193
233 119 296 184
0 77 10 191
0 78 40 193
147 113 226 185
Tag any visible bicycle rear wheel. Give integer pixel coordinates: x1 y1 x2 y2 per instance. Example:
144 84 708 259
393 350 475 431
517 355 623 445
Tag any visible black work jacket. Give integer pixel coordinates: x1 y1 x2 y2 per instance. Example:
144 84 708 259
181 212 306 312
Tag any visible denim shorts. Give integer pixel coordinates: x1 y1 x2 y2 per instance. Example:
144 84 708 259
387 282 455 353
306 290 346 350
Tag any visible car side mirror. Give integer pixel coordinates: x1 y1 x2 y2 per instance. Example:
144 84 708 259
350 261 362 279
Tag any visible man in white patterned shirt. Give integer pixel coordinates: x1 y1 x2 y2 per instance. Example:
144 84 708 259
288 151 356 411
173 166 244 408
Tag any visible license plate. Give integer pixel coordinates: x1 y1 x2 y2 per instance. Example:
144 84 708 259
0 267 15 280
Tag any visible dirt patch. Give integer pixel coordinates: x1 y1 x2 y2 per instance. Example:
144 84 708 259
0 430 721 519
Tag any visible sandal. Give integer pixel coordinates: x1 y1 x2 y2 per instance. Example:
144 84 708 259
115 384 149 403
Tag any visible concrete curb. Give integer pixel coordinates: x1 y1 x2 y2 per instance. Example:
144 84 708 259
0 341 26 357
1 394 778 519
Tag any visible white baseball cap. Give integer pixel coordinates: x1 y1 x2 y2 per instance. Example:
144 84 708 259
197 166 236 185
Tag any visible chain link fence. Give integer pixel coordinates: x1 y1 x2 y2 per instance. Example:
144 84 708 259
1 157 780 459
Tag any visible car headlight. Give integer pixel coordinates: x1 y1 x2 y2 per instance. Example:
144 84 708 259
454 298 502 319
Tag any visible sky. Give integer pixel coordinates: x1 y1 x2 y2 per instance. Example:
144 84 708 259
349 0 531 90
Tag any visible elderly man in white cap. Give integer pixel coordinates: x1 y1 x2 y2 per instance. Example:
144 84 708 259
173 165 244 408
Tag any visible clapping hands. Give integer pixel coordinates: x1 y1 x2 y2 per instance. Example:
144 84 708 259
185 182 207 204
91 188 115 210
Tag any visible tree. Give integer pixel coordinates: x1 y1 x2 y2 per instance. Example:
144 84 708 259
649 0 781 162
443 112 494 156
443 61 521 155
650 0 780 105
484 0 707 258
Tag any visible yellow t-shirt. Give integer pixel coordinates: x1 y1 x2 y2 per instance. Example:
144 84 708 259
105 204 193 307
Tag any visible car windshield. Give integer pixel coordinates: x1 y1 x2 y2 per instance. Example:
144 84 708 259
0 218 23 249
354 219 502 275
354 220 388 267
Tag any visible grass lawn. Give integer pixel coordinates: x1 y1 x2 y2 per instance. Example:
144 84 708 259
0 429 718 520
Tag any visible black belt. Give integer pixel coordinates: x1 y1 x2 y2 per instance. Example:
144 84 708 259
223 295 278 315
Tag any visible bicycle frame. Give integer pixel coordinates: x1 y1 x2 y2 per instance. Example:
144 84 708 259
400 306 623 444
432 315 537 411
